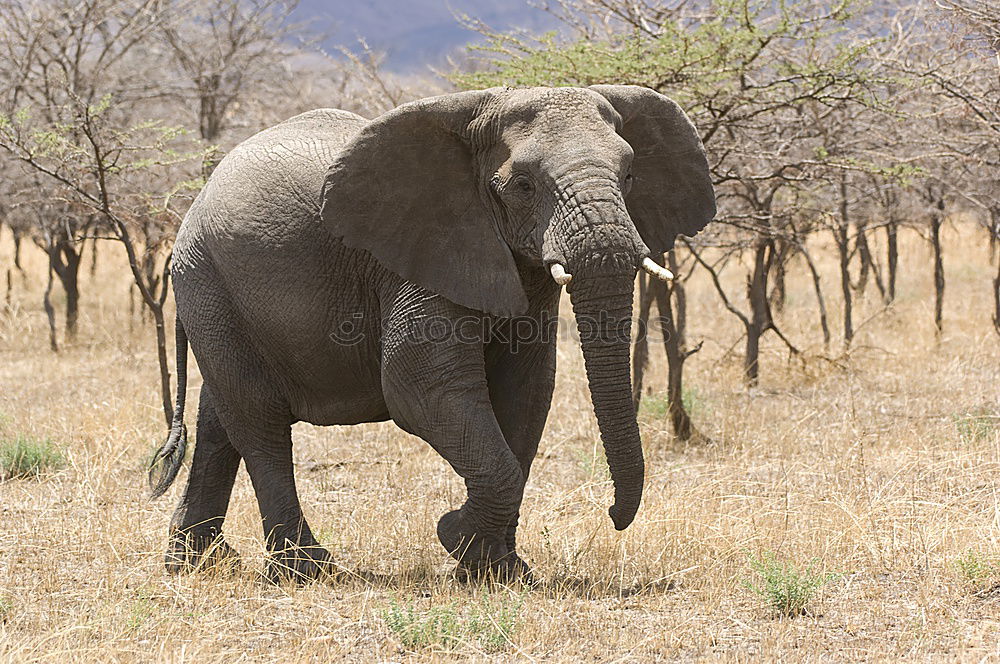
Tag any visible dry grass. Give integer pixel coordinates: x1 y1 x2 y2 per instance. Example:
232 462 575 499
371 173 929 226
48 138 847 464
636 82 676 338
1 221 998 662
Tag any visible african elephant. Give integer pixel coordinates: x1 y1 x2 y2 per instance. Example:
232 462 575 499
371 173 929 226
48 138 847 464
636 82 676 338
148 85 716 582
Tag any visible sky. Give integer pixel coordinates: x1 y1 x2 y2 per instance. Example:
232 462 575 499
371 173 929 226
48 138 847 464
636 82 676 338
293 0 559 72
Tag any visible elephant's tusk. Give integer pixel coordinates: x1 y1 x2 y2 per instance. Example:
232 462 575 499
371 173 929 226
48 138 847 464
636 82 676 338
550 262 573 286
641 257 674 281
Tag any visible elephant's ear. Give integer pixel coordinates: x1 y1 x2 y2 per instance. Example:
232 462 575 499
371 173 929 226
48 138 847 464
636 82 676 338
320 89 528 318
590 85 716 255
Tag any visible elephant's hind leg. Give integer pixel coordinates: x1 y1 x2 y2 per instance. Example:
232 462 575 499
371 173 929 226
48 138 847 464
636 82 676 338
177 260 332 583
166 385 242 574
224 412 333 583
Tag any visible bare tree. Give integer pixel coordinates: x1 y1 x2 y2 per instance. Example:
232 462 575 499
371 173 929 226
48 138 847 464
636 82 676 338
935 0 1000 334
0 0 204 423
159 0 302 143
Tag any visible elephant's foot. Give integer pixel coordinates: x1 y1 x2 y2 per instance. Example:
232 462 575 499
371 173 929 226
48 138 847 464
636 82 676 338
165 527 241 575
454 551 535 585
437 508 534 585
265 543 334 584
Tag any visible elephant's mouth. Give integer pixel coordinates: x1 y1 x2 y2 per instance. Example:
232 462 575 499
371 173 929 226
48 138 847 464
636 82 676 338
547 254 672 287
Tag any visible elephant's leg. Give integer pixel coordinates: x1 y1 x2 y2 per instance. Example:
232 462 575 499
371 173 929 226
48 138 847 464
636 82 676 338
223 410 332 583
165 385 242 573
381 303 527 580
177 272 331 583
486 330 557 567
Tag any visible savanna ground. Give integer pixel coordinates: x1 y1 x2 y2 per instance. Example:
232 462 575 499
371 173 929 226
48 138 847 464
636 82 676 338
0 221 998 662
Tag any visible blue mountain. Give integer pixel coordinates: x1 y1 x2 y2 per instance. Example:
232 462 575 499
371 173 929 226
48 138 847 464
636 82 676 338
293 0 559 72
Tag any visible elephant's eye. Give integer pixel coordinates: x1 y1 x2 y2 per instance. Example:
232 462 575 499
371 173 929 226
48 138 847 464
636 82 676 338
511 174 535 197
623 173 634 195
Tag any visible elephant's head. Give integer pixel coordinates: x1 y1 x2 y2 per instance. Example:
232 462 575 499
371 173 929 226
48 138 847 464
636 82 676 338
320 86 716 530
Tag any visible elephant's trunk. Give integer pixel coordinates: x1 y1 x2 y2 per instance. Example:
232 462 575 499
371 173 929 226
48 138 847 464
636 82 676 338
567 270 644 530
544 183 648 530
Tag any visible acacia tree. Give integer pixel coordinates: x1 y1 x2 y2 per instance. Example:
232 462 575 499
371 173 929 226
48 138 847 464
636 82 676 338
157 0 408 151
0 102 203 423
457 0 883 410
0 0 160 342
0 0 205 423
24 194 96 347
890 0 1000 334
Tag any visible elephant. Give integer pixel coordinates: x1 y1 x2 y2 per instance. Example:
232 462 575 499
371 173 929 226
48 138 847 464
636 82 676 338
148 85 716 582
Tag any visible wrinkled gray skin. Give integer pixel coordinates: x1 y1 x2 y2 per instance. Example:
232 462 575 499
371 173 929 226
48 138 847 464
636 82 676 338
151 86 716 582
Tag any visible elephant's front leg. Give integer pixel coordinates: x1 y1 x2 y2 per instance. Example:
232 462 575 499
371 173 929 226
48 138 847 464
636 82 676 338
486 335 557 561
485 290 559 570
380 290 527 581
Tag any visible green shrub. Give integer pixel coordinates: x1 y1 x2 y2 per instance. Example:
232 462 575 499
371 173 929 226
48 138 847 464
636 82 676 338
0 594 12 623
954 550 997 588
639 387 704 421
0 435 64 479
954 409 997 444
382 591 524 652
122 596 157 635
744 551 838 617
466 592 523 652
383 601 462 650
639 393 670 419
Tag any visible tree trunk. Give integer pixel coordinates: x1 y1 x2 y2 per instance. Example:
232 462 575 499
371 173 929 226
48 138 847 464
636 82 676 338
90 238 99 278
141 257 157 323
656 251 704 442
931 200 945 335
993 257 1000 337
991 208 999 336
48 239 82 340
152 302 173 425
886 218 898 304
854 219 870 296
769 238 789 314
13 232 24 274
110 229 174 426
855 219 885 300
836 175 853 348
745 238 771 386
43 261 58 352
65 270 80 338
800 245 831 349
631 272 654 412
658 291 691 439
129 282 136 336
62 244 81 339
631 252 705 441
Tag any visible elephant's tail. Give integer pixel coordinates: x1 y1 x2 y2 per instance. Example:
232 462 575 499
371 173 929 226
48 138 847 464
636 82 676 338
148 315 189 499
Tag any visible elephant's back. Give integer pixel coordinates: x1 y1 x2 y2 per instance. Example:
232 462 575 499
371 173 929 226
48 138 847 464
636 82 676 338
173 105 373 310
172 109 386 423
176 108 368 262
236 108 368 168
